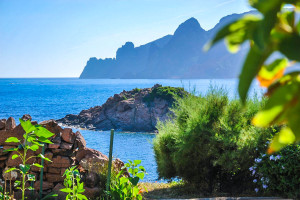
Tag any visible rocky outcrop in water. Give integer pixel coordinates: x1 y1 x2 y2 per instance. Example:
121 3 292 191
0 115 124 199
58 84 187 132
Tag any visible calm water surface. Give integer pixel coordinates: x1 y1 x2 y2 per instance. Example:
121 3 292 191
0 78 262 181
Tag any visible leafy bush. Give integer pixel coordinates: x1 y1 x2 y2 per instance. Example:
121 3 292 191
153 88 277 193
61 166 88 200
106 160 147 200
143 86 187 105
250 144 300 198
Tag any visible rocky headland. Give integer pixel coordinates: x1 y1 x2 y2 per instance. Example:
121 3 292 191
58 84 187 132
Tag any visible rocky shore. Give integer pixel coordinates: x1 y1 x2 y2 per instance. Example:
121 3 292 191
58 84 187 132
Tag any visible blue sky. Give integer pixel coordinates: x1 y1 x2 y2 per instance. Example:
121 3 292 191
0 0 250 78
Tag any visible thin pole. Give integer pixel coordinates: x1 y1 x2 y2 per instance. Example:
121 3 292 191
106 129 115 192
39 143 45 199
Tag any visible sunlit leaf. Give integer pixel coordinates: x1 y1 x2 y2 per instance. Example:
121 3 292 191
29 144 39 151
134 160 141 165
33 163 43 168
249 0 282 14
35 127 55 138
19 164 30 174
5 168 17 173
257 58 288 87
252 83 299 127
268 127 295 153
239 45 271 103
12 154 19 160
5 137 20 143
19 118 35 134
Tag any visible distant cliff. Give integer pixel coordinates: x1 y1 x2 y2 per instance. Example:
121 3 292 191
80 12 252 79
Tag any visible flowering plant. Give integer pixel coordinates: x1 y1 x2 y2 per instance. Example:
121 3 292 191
249 144 300 198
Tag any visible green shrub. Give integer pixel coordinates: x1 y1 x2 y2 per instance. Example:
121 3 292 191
143 86 187 105
250 144 300 198
153 88 277 193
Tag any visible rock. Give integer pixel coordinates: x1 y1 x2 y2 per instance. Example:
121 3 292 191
51 149 74 157
0 119 6 130
76 147 108 162
49 156 71 168
61 128 75 143
49 143 60 149
21 114 32 121
0 124 25 146
46 173 65 182
34 181 54 191
0 156 8 161
53 183 67 200
39 120 62 135
48 167 61 174
7 150 36 167
0 148 9 156
60 142 73 150
5 117 16 130
74 131 86 149
57 85 186 132
84 172 99 188
2 166 18 180
14 190 38 199
83 187 102 198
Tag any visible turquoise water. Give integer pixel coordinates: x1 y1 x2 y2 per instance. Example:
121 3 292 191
0 78 262 181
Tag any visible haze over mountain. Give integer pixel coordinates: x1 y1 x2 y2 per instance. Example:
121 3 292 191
80 12 251 79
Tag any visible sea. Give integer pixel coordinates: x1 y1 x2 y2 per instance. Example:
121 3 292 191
0 78 263 182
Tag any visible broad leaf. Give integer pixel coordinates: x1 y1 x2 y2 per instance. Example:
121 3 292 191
19 118 35 133
279 33 300 61
29 144 40 151
11 154 19 160
35 127 55 138
5 137 20 143
5 168 17 173
60 188 72 193
38 154 52 162
238 45 271 103
268 127 295 153
33 163 44 168
19 164 30 174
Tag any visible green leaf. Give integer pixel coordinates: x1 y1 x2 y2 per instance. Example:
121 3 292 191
38 137 53 144
5 137 20 143
60 188 72 193
5 168 17 173
12 154 19 160
38 154 52 162
258 58 288 80
205 15 260 51
249 0 282 14
252 82 299 127
14 180 21 187
279 33 300 62
238 45 271 103
29 144 40 151
76 194 88 200
136 172 145 180
33 163 44 168
19 118 35 133
130 177 140 186
27 174 36 181
40 193 58 200
35 127 55 138
19 164 30 174
133 160 141 166
3 147 18 152
268 127 295 153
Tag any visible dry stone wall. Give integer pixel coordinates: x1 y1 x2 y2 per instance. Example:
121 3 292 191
0 115 122 199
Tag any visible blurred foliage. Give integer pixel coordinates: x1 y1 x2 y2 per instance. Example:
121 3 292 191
207 0 300 152
153 88 277 193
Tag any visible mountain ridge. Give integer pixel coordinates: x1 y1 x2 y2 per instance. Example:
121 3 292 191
80 12 253 79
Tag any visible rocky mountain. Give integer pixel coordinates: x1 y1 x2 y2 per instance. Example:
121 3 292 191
57 84 187 132
80 12 253 79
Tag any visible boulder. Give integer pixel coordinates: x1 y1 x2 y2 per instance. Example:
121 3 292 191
61 128 75 143
34 181 54 191
39 120 62 135
74 131 86 149
7 150 36 167
21 114 32 121
46 173 65 183
84 172 100 188
53 183 67 200
0 119 6 130
49 156 71 168
60 142 73 150
48 167 61 174
49 143 60 149
83 187 102 198
5 117 16 130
